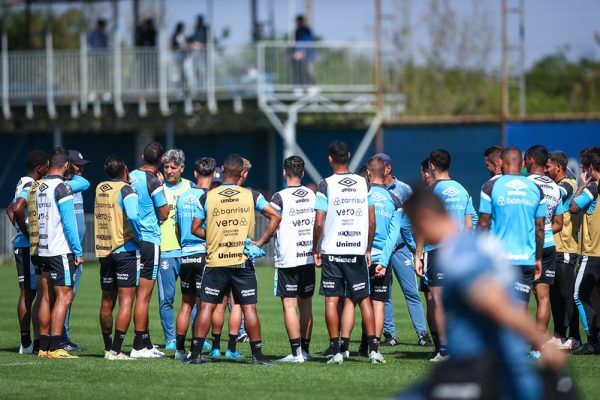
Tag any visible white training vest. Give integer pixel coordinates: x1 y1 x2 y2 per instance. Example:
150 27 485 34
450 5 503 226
12 176 34 243
36 177 72 256
320 174 370 255
528 173 562 246
272 186 316 268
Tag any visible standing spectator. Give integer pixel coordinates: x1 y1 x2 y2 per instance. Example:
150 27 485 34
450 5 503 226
189 15 208 50
136 18 157 47
88 19 109 49
292 15 315 88
171 22 187 51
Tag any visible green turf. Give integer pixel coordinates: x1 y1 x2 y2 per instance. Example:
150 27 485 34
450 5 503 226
0 263 597 399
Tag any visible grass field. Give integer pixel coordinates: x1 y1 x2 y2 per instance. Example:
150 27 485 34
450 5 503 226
0 263 597 399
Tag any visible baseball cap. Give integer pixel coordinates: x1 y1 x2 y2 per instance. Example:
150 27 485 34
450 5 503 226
212 167 223 183
68 150 91 166
373 153 393 167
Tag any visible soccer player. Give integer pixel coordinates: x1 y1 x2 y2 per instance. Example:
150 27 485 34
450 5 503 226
524 145 564 358
570 146 600 355
173 157 215 360
478 147 546 306
313 140 382 365
546 150 582 350
33 148 83 358
158 149 193 350
375 153 431 348
483 146 503 178
95 155 143 360
420 159 434 187
129 142 169 358
8 150 49 354
60 149 91 352
403 187 565 400
414 149 475 362
186 153 281 365
270 156 316 363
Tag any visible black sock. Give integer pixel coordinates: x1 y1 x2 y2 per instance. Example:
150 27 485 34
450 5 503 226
301 338 310 354
133 331 145 351
439 344 448 356
102 331 113 352
340 337 350 353
49 335 61 352
144 330 153 350
190 337 205 358
40 335 50 351
33 339 40 352
367 336 378 353
227 334 238 352
212 333 221 351
360 330 368 349
20 331 32 348
110 330 126 354
329 337 340 354
289 338 301 356
176 334 186 352
250 340 263 359
431 332 440 353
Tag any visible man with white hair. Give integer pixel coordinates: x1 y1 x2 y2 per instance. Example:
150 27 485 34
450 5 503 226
158 149 193 350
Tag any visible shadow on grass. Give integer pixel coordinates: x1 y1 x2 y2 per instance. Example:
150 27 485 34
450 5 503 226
393 350 433 360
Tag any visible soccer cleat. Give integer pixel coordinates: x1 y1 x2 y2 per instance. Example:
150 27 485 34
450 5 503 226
183 355 206 365
369 351 386 364
209 349 221 358
174 350 189 361
572 342 600 356
165 340 177 351
237 333 249 343
301 350 312 360
105 351 135 361
61 341 86 352
326 353 344 365
429 352 449 362
148 347 165 357
545 337 563 349
225 349 244 359
277 354 305 363
47 349 79 359
37 350 48 358
250 357 275 366
203 341 212 351
342 350 350 359
528 350 542 359
130 348 159 359
418 332 434 347
321 346 335 358
561 337 581 351
380 332 399 347
19 344 34 354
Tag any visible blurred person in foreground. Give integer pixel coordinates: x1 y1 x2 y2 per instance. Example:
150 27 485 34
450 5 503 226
400 187 567 400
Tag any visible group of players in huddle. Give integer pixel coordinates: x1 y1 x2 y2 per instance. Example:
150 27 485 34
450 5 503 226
6 140 600 368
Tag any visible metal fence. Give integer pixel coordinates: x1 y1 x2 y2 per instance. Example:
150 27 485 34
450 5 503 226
0 41 375 111
0 210 275 265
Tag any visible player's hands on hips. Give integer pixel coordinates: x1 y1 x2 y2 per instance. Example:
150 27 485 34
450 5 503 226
541 342 567 370
414 258 424 277
375 265 386 278
534 259 542 281
313 251 322 268
75 256 84 266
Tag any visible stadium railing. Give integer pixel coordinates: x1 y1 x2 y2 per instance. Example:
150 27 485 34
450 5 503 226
0 210 275 265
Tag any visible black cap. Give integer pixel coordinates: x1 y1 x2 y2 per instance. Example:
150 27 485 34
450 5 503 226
68 150 90 166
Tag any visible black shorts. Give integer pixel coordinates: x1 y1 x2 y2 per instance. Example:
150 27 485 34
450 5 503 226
200 260 257 305
557 252 578 267
14 247 36 290
180 253 206 297
38 254 77 287
275 265 316 298
319 254 370 300
513 265 535 302
369 263 392 302
535 247 557 285
100 250 140 291
424 248 444 287
139 241 160 281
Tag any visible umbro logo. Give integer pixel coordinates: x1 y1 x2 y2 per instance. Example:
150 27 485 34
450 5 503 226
442 186 460 197
292 188 309 198
371 192 387 202
219 188 240 198
38 183 49 192
533 175 552 183
505 179 528 191
99 183 113 193
338 177 357 187
184 195 197 203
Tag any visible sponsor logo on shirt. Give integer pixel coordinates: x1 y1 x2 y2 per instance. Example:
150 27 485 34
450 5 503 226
441 186 460 197
292 188 309 198
99 183 113 193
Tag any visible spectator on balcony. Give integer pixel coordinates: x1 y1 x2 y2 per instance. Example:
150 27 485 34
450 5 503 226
292 15 315 89
189 15 208 50
170 22 190 93
135 18 157 47
171 22 187 51
88 19 109 49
